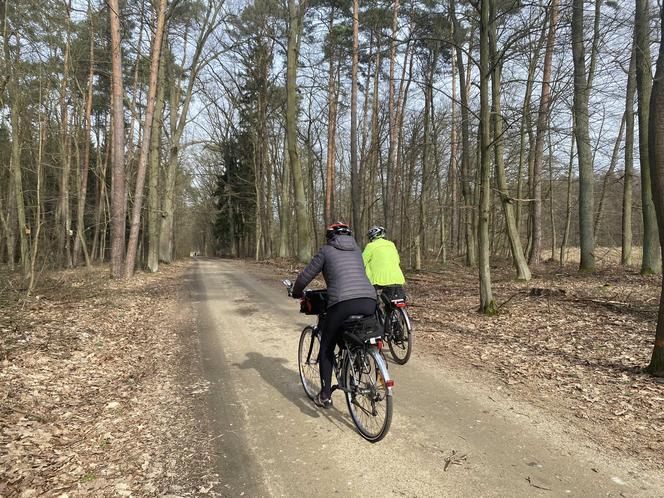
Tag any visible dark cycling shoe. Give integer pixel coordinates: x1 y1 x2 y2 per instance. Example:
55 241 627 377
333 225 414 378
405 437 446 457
314 392 333 409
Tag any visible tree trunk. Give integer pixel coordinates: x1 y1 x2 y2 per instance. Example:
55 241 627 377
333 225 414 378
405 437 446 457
350 0 361 233
450 0 476 266
286 0 311 262
489 2 531 281
516 25 546 233
324 6 337 225
478 0 495 314
385 0 400 234
572 0 595 272
560 128 576 265
9 90 28 275
159 70 179 264
56 12 72 269
148 44 166 273
73 14 95 268
548 132 557 261
449 51 459 257
279 136 291 258
647 1 664 375
124 0 167 277
417 52 434 270
636 0 661 274
109 0 126 278
623 45 637 266
529 0 559 265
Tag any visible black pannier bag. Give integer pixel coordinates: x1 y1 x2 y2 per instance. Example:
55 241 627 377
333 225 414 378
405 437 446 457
380 285 406 304
343 315 383 346
300 289 327 315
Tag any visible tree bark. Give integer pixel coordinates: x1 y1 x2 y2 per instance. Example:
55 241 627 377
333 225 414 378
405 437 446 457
636 0 661 274
286 0 311 262
109 0 126 278
350 0 361 233
490 2 531 281
529 0 559 265
56 7 73 269
73 13 95 268
124 0 167 277
623 45 637 266
560 127 576 265
148 44 166 273
572 0 595 272
647 1 664 375
324 5 337 226
279 135 291 258
450 0 476 267
516 22 546 233
9 86 28 275
478 0 495 313
449 51 459 257
385 0 400 234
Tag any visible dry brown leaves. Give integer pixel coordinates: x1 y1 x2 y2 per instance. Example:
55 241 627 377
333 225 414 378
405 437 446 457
0 263 219 497
253 257 664 468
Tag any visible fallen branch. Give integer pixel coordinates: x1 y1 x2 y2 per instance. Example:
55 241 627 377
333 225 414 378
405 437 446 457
4 405 49 423
442 450 468 471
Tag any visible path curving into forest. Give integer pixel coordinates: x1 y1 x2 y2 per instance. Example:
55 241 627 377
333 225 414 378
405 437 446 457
187 258 664 497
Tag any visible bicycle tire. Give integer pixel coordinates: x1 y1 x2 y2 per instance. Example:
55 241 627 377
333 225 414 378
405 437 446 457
298 326 321 400
344 348 393 442
387 308 412 365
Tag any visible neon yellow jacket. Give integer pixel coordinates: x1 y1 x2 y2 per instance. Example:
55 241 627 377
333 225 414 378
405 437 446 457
362 238 406 286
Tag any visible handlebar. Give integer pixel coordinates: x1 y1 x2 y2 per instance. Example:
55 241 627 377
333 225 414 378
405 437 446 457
282 279 294 298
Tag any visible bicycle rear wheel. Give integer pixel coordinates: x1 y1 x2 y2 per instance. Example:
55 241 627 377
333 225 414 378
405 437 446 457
344 348 393 442
298 326 321 400
387 308 412 365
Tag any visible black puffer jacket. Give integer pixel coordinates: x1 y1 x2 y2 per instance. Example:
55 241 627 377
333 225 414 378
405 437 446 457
292 234 377 308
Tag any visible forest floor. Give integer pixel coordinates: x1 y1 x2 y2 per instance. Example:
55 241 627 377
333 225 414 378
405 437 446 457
255 256 664 470
2 255 663 496
0 264 219 497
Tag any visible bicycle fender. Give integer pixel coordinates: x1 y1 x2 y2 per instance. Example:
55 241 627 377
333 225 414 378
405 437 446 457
371 349 394 396
399 308 412 332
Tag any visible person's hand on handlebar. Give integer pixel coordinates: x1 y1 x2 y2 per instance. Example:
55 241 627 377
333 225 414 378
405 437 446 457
282 279 297 298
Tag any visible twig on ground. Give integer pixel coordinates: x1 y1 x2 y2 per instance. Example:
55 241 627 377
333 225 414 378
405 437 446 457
442 450 468 471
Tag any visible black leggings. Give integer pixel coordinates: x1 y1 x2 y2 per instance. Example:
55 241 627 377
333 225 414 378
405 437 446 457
319 298 377 398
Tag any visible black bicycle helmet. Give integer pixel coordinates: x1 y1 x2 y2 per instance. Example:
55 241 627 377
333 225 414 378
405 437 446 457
326 222 352 239
367 225 386 241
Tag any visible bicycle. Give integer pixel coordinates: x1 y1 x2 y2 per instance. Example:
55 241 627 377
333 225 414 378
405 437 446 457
283 280 393 442
376 286 413 365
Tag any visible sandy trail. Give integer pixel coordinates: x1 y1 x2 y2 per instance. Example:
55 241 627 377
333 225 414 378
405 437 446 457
188 258 664 497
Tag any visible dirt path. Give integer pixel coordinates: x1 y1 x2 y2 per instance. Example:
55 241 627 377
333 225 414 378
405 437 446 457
189 258 664 497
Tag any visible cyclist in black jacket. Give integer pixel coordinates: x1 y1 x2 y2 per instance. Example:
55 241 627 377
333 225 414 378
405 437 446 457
292 222 377 408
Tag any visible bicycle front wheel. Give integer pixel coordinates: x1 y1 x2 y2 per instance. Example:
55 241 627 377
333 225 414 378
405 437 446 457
298 326 321 400
344 348 393 442
387 308 413 365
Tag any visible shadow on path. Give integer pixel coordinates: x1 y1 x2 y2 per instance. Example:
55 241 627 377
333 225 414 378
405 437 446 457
233 352 357 433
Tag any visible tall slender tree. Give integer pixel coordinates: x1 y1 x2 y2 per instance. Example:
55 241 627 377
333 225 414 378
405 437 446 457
529 0 559 265
109 0 126 278
636 0 661 274
286 0 311 262
646 0 664 376
478 0 495 313
572 0 595 272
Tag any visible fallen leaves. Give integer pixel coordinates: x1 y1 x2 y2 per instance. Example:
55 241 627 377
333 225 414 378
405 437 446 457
0 262 219 497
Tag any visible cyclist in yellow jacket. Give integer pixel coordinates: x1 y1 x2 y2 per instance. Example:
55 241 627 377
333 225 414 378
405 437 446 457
363 226 405 287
